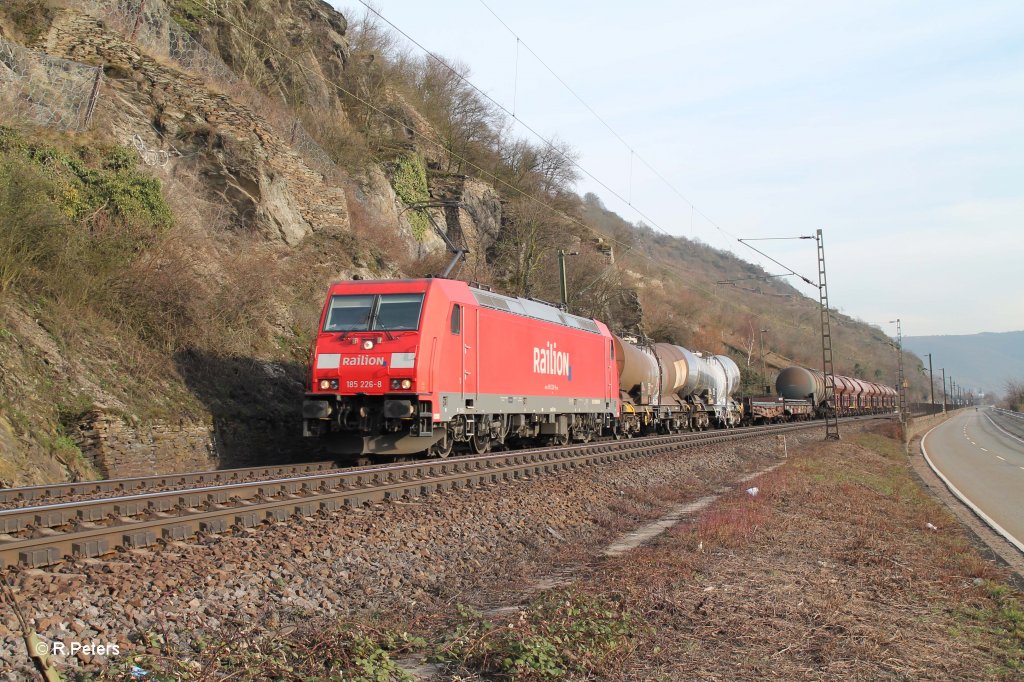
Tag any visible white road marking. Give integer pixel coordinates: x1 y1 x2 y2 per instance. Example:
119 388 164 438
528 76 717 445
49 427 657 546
980 448 988 452
922 425 1024 553
996 456 1006 461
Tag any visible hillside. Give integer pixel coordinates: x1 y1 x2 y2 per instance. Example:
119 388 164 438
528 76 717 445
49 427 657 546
0 0 924 485
903 331 1024 396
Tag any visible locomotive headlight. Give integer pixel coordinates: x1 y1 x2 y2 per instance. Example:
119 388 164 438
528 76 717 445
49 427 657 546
390 379 400 389
400 379 412 390
319 379 330 390
362 339 374 350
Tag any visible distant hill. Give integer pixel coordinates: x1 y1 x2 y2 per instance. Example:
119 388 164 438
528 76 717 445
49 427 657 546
902 331 1024 396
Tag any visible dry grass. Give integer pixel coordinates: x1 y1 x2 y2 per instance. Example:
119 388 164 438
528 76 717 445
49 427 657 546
582 425 1024 680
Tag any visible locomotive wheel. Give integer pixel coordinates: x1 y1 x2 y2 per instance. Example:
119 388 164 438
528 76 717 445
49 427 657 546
551 433 569 446
471 433 491 454
430 431 453 458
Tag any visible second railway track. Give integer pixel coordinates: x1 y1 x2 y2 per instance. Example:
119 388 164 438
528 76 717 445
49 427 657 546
0 418 877 570
0 460 341 508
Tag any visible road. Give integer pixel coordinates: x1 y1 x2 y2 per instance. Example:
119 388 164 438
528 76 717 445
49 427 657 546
922 408 1024 552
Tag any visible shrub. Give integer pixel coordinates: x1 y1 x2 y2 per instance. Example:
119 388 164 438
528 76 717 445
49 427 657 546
389 153 432 241
0 154 68 293
436 591 637 680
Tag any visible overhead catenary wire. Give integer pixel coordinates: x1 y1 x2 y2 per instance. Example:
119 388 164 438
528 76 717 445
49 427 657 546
512 36 519 118
474 0 828 278
345 2 810 295
737 237 818 287
475 0 742 247
353 0 675 240
199 3 820 336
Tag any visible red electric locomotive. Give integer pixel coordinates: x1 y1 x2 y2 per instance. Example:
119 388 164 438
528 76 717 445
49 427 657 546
303 278 619 457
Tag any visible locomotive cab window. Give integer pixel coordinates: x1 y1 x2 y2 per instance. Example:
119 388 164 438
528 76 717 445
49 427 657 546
323 293 424 332
373 294 424 331
450 304 461 335
324 294 374 331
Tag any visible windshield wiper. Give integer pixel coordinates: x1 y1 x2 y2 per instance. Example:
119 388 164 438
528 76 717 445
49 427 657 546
368 304 397 341
335 312 371 342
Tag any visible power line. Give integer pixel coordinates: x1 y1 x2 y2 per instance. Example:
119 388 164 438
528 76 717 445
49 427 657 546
475 0 741 248
200 3 818 335
353 0 674 238
346 2 786 297
737 237 818 287
473 1 825 273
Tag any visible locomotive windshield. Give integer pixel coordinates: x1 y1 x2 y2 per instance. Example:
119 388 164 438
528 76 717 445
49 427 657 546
324 293 424 332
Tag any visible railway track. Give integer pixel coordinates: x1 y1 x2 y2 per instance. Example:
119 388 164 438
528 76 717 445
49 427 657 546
0 418 879 570
0 461 341 508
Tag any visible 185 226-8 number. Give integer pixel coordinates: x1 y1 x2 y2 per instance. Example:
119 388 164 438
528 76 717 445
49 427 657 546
346 380 382 389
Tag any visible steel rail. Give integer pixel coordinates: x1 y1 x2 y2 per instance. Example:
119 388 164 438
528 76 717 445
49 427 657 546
0 461 340 506
0 422 810 532
0 418 880 569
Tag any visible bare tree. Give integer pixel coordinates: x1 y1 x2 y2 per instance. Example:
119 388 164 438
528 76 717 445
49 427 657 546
493 196 571 299
401 55 497 173
1005 379 1024 411
499 135 580 196
741 320 756 367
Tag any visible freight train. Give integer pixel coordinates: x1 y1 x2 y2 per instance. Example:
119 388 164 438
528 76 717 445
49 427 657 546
302 278 894 457
741 367 897 426
775 366 897 416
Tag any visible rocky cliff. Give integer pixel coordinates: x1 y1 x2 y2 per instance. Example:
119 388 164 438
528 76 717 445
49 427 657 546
0 0 509 484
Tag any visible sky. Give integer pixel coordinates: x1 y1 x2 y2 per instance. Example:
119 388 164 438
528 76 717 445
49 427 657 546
331 0 1024 337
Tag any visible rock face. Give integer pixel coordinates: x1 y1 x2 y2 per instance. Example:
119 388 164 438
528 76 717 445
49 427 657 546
44 9 350 245
0 0 517 484
431 174 504 275
72 409 310 478
194 0 351 115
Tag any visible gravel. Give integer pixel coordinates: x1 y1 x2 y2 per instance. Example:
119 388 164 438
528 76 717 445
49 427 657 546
0 426 845 677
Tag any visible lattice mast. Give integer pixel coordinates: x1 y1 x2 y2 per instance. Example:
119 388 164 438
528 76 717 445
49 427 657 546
816 229 840 440
894 319 906 422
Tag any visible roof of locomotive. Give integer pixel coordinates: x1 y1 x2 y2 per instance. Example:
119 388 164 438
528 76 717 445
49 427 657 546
326 278 609 336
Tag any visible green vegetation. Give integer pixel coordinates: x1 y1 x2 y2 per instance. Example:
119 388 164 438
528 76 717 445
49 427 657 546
167 0 217 35
76 592 636 681
436 592 638 680
0 126 171 299
957 581 1024 672
0 123 312 475
389 154 431 241
81 621 422 681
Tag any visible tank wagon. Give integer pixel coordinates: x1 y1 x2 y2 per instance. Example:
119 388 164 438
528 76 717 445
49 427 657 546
775 366 896 416
614 339 741 435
